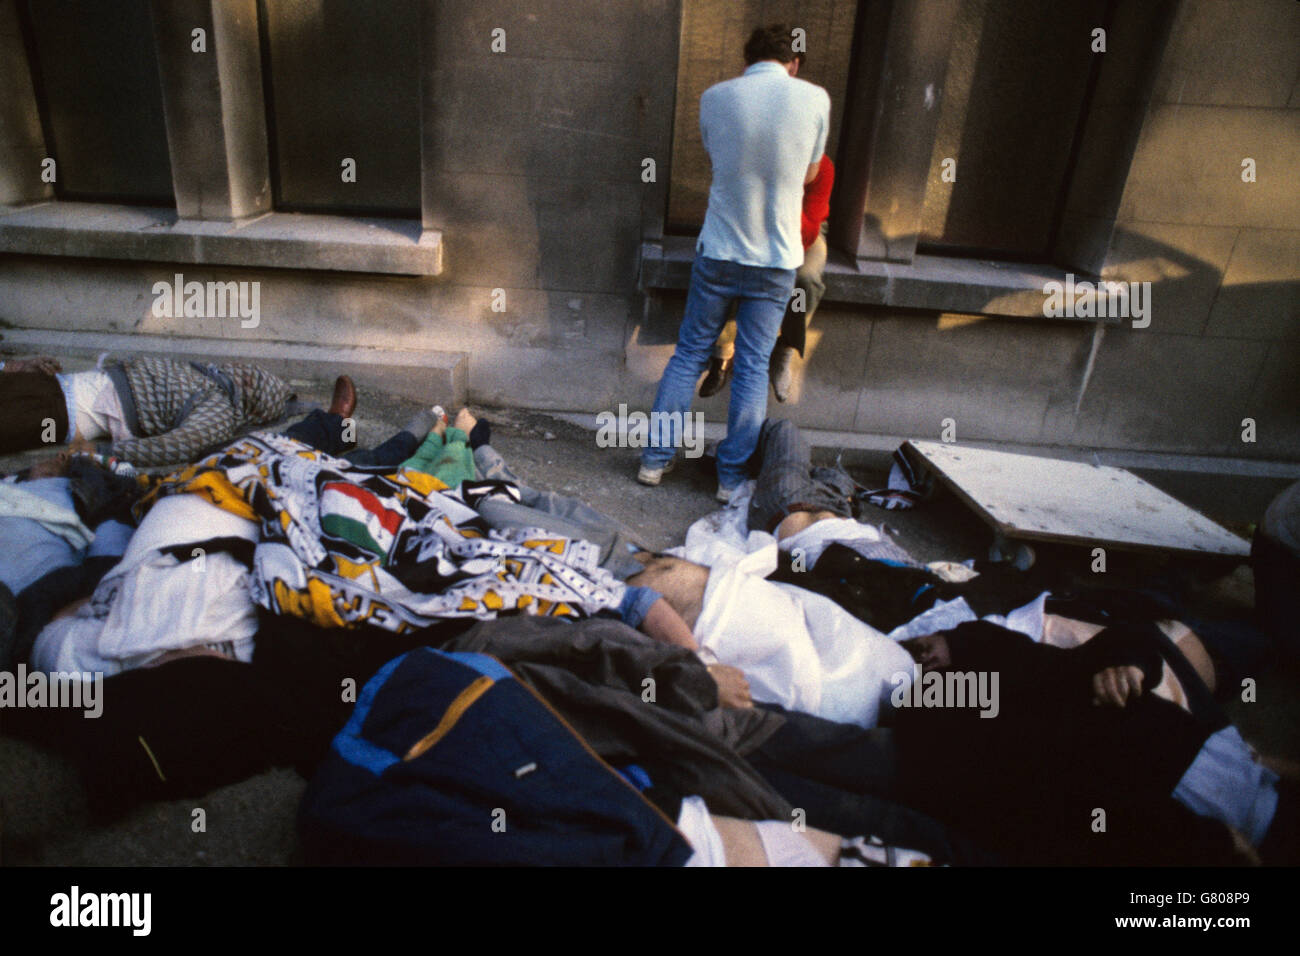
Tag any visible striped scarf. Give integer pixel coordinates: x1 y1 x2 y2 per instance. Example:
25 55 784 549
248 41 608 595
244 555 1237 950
139 433 624 633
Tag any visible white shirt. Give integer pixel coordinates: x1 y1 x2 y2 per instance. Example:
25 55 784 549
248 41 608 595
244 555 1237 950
32 494 260 676
692 532 915 727
780 516 888 569
57 370 132 443
696 61 830 270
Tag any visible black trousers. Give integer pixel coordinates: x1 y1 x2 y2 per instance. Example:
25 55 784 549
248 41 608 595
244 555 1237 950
747 704 1001 865
283 409 419 467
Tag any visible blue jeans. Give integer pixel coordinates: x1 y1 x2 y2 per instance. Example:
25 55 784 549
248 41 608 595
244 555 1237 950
473 445 649 580
643 255 796 488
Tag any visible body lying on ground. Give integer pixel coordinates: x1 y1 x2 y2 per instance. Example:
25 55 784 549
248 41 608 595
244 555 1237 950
0 451 144 671
3 401 1291 866
883 618 1296 865
0 354 291 467
22 399 703 681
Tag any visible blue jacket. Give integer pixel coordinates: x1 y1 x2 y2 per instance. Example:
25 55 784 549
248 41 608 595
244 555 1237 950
299 647 692 866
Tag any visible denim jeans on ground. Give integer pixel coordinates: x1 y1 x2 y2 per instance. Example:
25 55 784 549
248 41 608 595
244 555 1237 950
642 255 795 489
473 445 648 579
747 418 855 533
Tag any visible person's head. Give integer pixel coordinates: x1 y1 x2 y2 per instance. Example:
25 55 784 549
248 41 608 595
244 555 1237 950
744 24 801 75
26 450 72 480
900 632 951 670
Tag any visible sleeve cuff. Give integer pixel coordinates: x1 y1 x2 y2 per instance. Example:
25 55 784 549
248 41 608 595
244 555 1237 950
618 585 663 629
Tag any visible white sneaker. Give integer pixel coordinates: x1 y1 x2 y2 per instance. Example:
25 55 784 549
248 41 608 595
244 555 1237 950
716 483 738 504
637 457 676 486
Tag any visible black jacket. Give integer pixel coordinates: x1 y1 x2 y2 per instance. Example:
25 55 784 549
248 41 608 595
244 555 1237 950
891 620 1236 865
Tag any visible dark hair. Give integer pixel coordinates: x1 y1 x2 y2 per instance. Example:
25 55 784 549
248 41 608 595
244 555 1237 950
744 24 797 66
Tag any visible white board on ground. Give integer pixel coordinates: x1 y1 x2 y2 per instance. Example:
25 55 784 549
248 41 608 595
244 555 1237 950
903 440 1250 558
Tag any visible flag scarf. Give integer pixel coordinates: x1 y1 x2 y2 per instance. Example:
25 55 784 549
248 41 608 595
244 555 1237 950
138 433 624 632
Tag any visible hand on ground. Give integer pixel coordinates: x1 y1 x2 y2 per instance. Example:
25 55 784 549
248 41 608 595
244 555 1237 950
708 664 753 709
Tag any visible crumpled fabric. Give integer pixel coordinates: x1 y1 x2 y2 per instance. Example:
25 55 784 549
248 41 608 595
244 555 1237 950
137 432 625 633
442 614 792 821
0 480 94 550
683 526 916 728
885 593 1049 644
31 492 259 675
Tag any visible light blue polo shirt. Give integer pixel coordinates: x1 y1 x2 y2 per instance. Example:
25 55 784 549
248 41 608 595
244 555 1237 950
696 61 830 270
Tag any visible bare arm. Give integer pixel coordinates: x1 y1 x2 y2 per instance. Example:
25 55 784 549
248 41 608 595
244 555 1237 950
635 596 755 709
639 597 698 651
805 161 821 185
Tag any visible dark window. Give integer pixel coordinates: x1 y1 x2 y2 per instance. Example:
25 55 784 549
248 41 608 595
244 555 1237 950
258 0 421 217
20 0 174 204
918 0 1109 260
667 0 857 233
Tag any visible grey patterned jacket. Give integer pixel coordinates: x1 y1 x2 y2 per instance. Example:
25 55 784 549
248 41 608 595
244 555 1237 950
97 357 291 467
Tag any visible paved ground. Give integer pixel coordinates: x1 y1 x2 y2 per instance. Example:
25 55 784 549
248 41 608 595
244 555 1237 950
1 376 1295 865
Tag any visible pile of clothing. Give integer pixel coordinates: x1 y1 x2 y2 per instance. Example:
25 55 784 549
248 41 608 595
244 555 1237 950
1 423 1294 868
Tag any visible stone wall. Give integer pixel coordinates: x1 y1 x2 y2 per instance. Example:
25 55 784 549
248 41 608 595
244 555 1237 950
0 0 1295 465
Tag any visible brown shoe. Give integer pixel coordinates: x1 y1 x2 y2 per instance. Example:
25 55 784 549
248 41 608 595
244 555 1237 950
699 357 733 397
328 375 357 418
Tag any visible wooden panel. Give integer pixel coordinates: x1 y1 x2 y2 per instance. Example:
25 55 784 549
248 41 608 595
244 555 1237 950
904 439 1250 557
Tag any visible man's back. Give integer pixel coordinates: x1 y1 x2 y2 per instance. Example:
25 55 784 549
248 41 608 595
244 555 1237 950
697 62 830 271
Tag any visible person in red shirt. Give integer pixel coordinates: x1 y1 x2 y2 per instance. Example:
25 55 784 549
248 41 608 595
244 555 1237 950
700 153 834 403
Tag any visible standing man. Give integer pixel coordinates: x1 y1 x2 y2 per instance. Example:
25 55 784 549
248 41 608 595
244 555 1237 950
637 24 830 502
700 154 834 404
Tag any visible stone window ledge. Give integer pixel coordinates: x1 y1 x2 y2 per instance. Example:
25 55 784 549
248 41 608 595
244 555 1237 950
0 201 441 276
639 236 1121 324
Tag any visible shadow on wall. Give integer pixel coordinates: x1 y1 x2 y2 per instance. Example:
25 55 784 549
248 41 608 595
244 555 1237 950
631 224 1299 459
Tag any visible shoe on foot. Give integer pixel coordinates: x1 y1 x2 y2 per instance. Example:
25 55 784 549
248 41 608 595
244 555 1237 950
716 483 738 504
637 457 677 486
699 357 733 398
328 375 357 418
770 346 798 404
